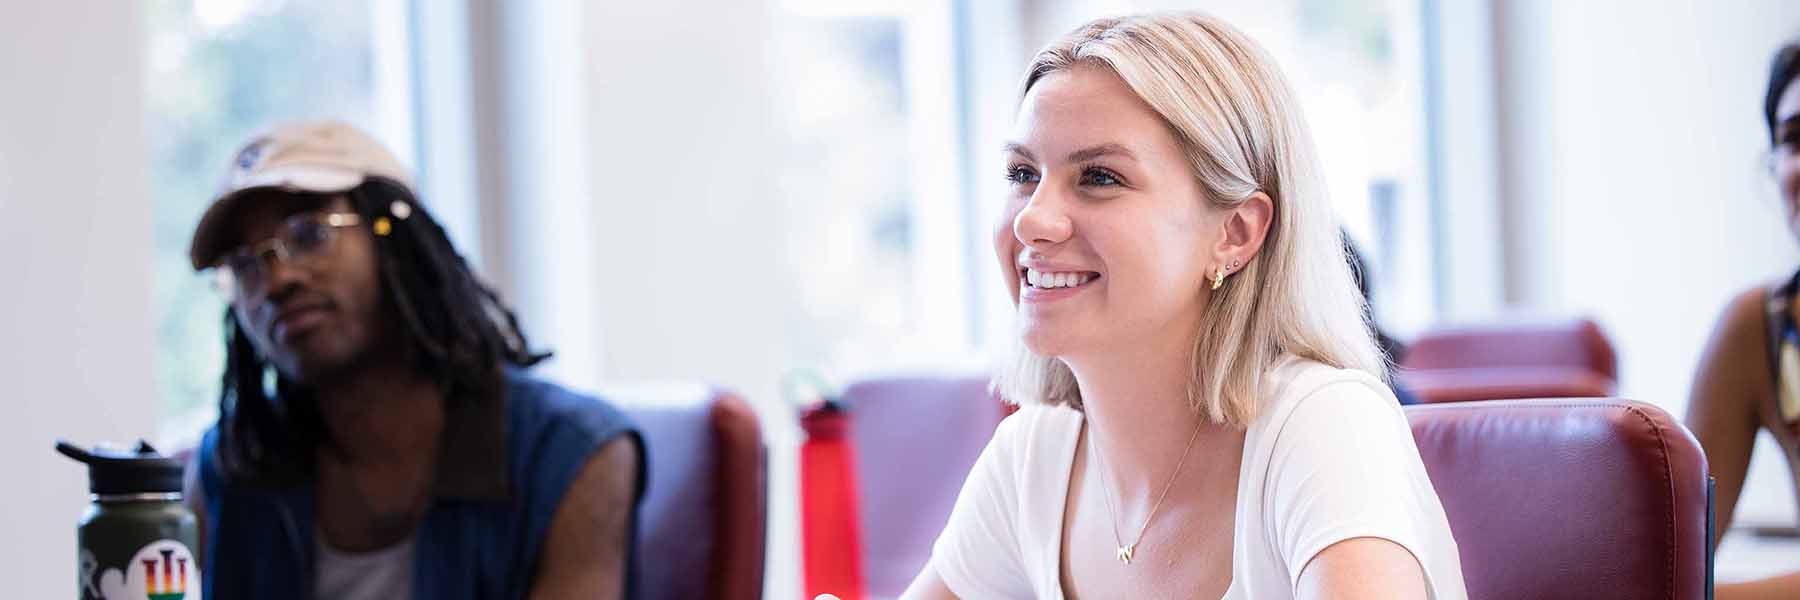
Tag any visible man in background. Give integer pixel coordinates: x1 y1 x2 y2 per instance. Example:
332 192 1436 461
183 120 642 599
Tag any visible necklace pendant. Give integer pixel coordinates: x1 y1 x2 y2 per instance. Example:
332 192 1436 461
1116 544 1135 564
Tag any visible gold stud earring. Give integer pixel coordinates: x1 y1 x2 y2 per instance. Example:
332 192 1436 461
373 217 393 236
1210 266 1226 290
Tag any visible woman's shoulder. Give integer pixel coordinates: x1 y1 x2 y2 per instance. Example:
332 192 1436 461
1256 358 1399 429
1689 283 1783 413
1244 357 1413 465
965 404 1086 502
1709 282 1778 345
1694 282 1783 380
993 403 1085 454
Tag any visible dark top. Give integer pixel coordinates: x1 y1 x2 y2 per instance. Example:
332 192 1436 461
1761 270 1800 440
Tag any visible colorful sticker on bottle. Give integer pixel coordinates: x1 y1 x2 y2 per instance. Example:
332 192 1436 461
93 540 201 600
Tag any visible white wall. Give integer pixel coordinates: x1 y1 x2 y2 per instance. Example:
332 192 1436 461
574 0 790 411
494 0 606 394
0 2 157 598
1493 0 1800 522
574 2 799 596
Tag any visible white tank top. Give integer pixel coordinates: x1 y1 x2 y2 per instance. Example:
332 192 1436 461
315 531 417 600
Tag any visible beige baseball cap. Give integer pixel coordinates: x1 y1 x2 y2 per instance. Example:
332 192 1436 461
187 119 415 270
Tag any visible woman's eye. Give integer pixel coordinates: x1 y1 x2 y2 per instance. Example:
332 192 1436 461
1081 167 1122 186
1005 165 1040 185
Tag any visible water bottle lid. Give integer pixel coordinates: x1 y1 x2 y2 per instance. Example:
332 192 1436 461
55 440 184 496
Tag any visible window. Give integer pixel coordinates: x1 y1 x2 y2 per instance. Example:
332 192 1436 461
1282 0 1435 335
773 0 979 379
145 0 417 439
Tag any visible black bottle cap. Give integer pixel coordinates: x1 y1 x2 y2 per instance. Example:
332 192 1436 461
55 440 184 496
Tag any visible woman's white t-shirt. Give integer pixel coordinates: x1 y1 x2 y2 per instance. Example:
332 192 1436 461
928 357 1468 599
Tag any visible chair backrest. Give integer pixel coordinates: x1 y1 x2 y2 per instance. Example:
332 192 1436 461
1401 317 1619 380
838 374 1003 598
619 385 766 600
1397 366 1615 404
1407 398 1711 599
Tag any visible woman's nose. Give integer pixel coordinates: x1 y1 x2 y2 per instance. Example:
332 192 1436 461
1013 188 1073 248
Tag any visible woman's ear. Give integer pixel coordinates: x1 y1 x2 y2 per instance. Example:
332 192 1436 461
1214 192 1273 271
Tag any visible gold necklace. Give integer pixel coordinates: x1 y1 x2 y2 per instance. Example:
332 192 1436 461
1086 414 1206 565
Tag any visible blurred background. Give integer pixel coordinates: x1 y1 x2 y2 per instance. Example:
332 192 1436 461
4 0 1798 597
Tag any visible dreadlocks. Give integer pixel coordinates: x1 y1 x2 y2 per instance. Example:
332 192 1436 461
215 177 548 486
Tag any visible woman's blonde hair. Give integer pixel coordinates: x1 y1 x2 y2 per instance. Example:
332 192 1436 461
995 12 1385 426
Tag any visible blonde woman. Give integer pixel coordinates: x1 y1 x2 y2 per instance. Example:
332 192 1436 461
903 13 1466 599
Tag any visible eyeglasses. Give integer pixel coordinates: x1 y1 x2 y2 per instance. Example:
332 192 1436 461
210 212 363 299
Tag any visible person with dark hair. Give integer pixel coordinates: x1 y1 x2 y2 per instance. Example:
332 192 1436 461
181 121 643 600
1687 39 1800 600
1342 231 1417 405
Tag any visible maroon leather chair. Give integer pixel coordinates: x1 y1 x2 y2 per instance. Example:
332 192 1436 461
621 386 766 600
1401 317 1619 378
1407 398 1713 599
1399 318 1619 403
1399 366 1615 404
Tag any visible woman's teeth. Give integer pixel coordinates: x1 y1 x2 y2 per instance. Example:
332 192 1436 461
1024 268 1097 289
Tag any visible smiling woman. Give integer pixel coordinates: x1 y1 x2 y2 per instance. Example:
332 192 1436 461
993 17 1381 426
1684 36 1800 600
900 12 1466 600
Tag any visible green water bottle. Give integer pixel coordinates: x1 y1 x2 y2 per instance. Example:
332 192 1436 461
57 440 201 600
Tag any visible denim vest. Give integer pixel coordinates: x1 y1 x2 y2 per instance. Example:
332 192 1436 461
197 370 642 599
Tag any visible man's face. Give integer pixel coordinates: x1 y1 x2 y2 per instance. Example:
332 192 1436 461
221 193 390 383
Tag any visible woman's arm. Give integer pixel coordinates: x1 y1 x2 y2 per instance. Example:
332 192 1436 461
1294 537 1428 600
1685 288 1771 544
